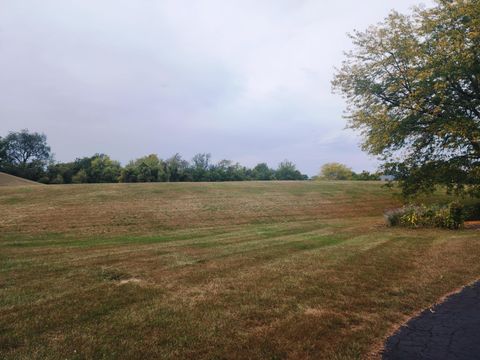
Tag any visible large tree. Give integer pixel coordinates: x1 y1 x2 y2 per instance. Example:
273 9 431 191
333 0 480 197
0 129 51 180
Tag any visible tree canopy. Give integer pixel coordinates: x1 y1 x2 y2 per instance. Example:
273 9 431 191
0 129 51 180
333 0 480 197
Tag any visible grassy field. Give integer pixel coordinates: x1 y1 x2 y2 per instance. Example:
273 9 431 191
1 181 480 359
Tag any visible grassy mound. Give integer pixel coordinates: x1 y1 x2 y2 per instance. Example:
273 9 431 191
0 172 40 187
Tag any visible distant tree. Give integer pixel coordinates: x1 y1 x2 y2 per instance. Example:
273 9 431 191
0 137 6 164
118 165 136 183
69 154 121 183
231 162 248 181
252 163 276 180
319 163 354 180
72 169 88 184
0 129 51 180
45 162 76 184
233 164 249 181
120 154 164 182
333 0 480 197
50 174 64 184
210 160 230 181
69 156 95 183
164 154 190 182
191 153 212 181
208 160 249 181
89 154 121 183
275 160 306 180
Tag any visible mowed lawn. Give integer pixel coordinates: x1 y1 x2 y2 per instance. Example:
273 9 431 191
1 181 480 359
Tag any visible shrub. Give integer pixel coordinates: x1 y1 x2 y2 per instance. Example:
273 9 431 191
384 208 403 227
385 202 464 229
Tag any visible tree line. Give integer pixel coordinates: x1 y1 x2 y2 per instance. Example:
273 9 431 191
0 130 383 183
45 153 308 184
0 130 309 183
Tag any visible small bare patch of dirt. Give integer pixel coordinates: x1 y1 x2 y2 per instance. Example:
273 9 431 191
118 278 142 285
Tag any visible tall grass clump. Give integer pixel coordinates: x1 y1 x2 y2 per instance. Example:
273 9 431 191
385 202 464 230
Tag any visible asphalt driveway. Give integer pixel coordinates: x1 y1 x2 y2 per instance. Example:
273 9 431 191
383 281 480 360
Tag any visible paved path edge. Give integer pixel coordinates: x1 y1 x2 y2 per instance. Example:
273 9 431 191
373 278 480 359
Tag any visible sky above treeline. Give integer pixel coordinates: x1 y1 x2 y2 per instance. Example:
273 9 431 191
0 0 433 175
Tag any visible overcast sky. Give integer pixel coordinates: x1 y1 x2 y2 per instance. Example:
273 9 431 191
0 0 433 175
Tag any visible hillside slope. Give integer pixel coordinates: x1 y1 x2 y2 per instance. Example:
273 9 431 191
0 172 40 186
